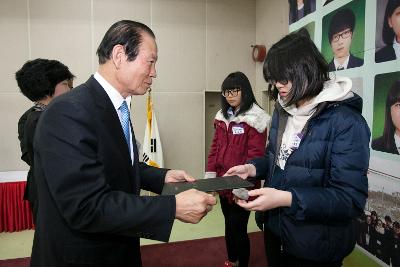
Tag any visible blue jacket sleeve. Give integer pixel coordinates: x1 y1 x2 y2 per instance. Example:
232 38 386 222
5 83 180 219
248 145 270 180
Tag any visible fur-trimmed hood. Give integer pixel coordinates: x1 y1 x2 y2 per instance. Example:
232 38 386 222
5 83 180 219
215 104 271 133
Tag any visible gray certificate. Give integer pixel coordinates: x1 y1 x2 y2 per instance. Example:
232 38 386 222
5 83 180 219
161 175 254 195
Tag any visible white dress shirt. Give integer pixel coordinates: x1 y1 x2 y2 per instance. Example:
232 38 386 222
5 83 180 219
395 132 400 154
334 55 350 70
94 72 133 162
393 37 400 60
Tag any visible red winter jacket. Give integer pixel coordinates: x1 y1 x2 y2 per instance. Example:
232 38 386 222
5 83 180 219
207 104 270 201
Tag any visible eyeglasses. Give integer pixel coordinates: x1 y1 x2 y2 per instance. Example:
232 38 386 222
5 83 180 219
331 29 352 43
222 89 241 97
267 79 288 86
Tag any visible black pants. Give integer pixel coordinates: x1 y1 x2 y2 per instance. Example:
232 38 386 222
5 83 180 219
30 200 38 225
220 197 251 267
264 227 343 267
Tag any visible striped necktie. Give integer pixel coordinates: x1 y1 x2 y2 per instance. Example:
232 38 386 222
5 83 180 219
119 100 131 151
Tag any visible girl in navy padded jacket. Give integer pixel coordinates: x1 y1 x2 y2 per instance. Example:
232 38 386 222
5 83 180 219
226 32 370 267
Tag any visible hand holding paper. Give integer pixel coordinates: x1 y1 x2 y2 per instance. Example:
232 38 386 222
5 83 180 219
165 169 195 183
224 164 257 179
236 188 292 211
175 189 217 223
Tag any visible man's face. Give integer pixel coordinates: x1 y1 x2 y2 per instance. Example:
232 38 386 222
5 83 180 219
53 79 72 98
118 32 158 96
330 28 352 59
394 225 400 235
389 6 400 43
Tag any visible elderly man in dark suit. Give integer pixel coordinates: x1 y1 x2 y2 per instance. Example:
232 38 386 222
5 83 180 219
327 8 364 71
30 20 216 267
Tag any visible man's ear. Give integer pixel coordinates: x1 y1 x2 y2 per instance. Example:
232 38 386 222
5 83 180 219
111 44 125 69
388 17 393 28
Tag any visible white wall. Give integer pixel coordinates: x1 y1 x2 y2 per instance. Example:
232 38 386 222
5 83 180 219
0 0 290 180
255 0 288 114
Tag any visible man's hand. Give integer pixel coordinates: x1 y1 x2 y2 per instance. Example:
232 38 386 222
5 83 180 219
235 188 292 211
165 170 195 183
175 189 217 224
224 164 256 179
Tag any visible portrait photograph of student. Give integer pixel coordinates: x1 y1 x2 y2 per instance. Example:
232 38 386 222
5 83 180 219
375 0 400 63
372 75 400 155
288 0 316 25
327 8 364 71
226 31 370 267
207 71 270 267
321 1 366 72
28 20 217 267
16 58 74 223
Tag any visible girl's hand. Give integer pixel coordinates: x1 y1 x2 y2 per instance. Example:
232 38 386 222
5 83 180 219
224 164 256 179
236 188 292 211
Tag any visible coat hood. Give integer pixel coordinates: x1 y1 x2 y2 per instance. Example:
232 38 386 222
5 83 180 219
215 104 271 133
278 76 357 117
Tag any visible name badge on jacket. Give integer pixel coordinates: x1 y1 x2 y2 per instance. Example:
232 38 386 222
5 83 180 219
290 132 303 149
232 126 244 135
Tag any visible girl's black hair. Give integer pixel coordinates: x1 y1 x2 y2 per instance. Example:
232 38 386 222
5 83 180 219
220 71 259 119
328 8 356 42
263 31 330 106
382 80 400 150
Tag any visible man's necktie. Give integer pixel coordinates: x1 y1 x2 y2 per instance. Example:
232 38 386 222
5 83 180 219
337 65 344 71
119 101 131 151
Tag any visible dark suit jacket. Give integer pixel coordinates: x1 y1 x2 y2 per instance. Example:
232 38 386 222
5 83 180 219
18 107 35 165
371 136 399 155
21 109 42 222
375 45 397 63
328 54 364 71
30 76 176 267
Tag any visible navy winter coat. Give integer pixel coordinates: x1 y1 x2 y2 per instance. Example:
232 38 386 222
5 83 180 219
252 93 370 263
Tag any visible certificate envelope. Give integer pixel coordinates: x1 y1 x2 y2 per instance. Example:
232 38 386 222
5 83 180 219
161 175 254 195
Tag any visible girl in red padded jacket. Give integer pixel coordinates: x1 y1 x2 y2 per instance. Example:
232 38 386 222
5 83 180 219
207 71 270 267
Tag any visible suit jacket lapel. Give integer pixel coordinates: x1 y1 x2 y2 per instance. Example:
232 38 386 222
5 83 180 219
129 120 141 194
85 76 138 190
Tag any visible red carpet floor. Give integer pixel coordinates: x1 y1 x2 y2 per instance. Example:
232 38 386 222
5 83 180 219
0 231 266 267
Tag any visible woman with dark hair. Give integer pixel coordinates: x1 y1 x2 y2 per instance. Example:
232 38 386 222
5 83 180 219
372 80 400 154
16 58 74 222
393 221 400 267
226 32 370 267
207 71 270 267
288 0 316 24
375 0 400 63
